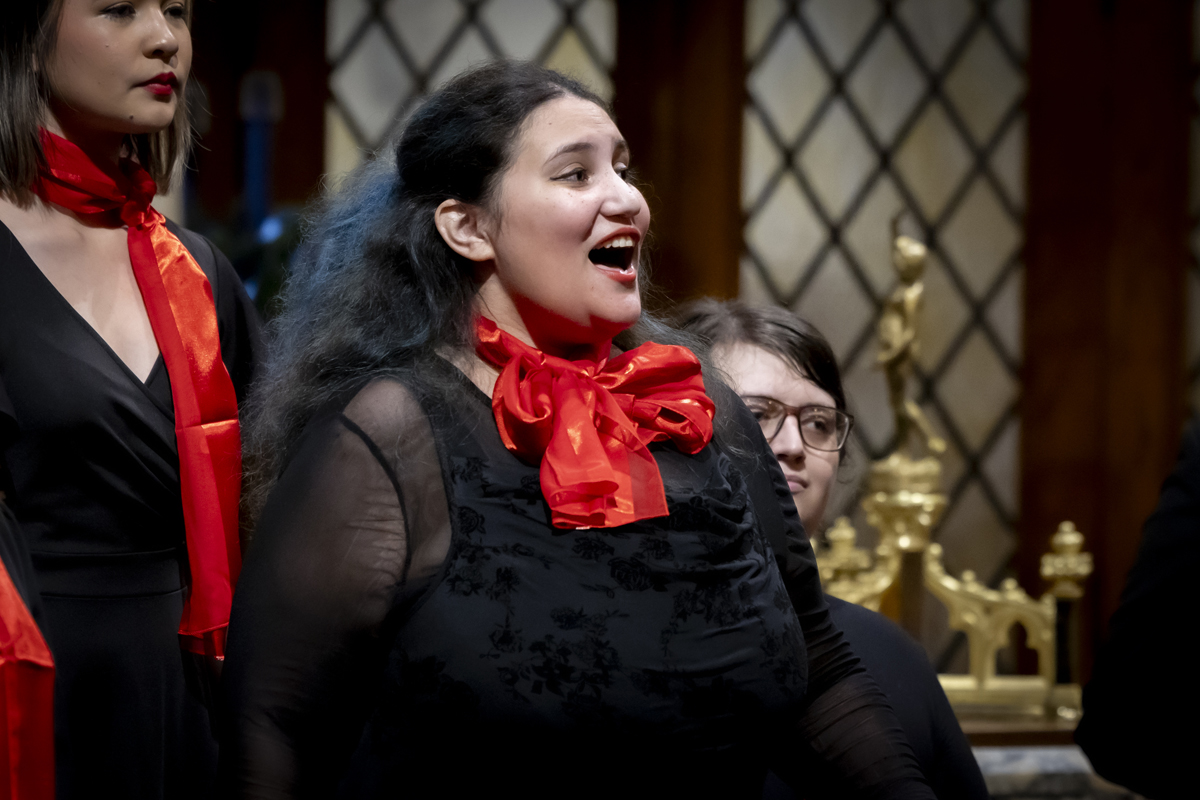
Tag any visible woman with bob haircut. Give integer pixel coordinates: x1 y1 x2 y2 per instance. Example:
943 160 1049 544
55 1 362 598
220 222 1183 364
0 1 261 796
222 60 933 799
677 298 989 800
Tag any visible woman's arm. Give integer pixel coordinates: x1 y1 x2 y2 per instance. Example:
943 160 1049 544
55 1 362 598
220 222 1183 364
220 380 449 798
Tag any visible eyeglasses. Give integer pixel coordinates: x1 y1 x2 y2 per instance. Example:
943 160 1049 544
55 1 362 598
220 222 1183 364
740 396 854 451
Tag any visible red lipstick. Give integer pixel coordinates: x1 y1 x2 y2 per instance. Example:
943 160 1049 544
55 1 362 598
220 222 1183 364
139 73 177 96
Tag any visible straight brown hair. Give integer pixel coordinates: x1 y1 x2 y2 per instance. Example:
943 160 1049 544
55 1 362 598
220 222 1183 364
0 0 193 206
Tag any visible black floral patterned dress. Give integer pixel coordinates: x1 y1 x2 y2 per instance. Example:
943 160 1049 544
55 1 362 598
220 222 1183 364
221 359 932 799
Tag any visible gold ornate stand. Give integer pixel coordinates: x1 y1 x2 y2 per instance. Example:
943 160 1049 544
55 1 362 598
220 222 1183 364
816 222 1093 724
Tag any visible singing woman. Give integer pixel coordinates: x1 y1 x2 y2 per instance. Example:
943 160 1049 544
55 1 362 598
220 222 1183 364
223 61 931 799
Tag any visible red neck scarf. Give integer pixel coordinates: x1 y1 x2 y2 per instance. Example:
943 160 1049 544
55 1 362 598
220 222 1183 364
35 130 242 659
475 316 715 529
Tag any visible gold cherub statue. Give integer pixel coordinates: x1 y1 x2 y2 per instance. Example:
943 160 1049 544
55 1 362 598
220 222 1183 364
876 214 946 455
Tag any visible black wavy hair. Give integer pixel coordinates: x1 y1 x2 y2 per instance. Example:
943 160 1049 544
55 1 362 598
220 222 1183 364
242 61 736 524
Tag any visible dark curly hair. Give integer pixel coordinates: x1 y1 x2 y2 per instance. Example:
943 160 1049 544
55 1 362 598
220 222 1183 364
241 61 739 524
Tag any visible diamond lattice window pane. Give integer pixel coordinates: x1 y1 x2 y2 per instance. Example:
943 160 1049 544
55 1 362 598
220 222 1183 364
481 0 560 60
937 332 1016 451
941 179 1021 298
896 0 974 70
330 23 413 146
386 0 464 71
328 0 370 60
935 480 1017 580
739 256 778 307
579 0 617 69
982 416 1020 518
428 26 495 91
544 27 613 100
846 27 925 146
842 357 894 453
791 250 875 363
842 175 907 293
944 28 1024 146
802 0 878 70
799 99 876 220
746 174 826 295
747 0 784 56
743 108 783 210
324 104 363 178
749 22 830 143
894 101 974 221
994 0 1028 58
986 267 1023 364
991 115 1026 211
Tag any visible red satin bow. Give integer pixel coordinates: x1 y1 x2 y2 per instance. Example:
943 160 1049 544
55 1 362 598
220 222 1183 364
35 130 242 659
475 316 715 529
0 557 54 800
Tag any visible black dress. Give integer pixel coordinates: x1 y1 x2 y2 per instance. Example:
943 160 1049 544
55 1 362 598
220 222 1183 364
0 220 262 799
222 361 933 798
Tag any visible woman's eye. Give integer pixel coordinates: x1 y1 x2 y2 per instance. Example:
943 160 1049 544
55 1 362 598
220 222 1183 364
102 3 136 18
165 3 188 19
616 164 635 183
556 168 588 183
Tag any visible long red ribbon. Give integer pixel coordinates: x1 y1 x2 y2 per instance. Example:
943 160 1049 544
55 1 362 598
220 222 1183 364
0 555 54 800
35 131 242 659
475 316 715 529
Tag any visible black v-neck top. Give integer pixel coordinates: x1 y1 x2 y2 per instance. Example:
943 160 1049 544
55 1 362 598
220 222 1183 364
0 218 262 799
0 219 260 565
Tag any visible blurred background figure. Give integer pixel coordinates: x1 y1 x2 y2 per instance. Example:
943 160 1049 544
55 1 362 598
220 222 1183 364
679 298 988 800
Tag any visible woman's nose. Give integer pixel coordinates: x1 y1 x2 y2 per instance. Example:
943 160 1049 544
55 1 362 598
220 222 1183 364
600 169 646 221
143 11 182 60
771 415 807 462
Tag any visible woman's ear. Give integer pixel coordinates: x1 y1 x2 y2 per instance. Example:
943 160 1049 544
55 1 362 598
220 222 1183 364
434 199 495 263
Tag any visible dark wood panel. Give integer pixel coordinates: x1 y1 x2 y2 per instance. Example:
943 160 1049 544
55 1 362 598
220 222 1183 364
613 0 745 307
1022 0 1191 683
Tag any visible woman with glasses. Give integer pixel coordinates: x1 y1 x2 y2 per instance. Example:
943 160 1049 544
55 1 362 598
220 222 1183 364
678 299 988 800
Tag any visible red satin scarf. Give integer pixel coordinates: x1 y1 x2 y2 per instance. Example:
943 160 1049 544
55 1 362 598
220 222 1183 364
0 557 54 800
475 316 715 529
35 130 242 659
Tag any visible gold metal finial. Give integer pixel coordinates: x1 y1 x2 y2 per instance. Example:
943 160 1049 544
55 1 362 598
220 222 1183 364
817 517 899 612
1041 521 1093 600
877 212 946 456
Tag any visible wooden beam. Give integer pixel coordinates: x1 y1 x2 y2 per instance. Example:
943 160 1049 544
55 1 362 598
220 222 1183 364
613 0 745 306
1022 0 1191 682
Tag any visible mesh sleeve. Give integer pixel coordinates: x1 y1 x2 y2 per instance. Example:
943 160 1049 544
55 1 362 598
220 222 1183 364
220 380 450 798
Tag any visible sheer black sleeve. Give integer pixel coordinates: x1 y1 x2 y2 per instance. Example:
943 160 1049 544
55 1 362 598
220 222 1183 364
220 380 451 798
723 400 934 799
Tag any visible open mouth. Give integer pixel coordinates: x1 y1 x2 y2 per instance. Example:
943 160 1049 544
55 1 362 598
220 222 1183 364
588 235 636 273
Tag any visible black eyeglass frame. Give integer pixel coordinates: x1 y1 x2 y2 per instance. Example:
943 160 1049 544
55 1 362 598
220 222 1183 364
740 395 855 451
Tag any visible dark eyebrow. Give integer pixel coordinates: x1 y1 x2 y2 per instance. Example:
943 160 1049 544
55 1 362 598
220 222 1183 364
547 139 631 162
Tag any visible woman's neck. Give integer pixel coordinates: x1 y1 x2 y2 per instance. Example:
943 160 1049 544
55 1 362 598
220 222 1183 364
473 288 616 363
43 112 127 183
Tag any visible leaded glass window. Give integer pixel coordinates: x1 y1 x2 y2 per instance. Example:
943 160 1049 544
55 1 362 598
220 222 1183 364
744 0 1027 665
325 0 616 175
